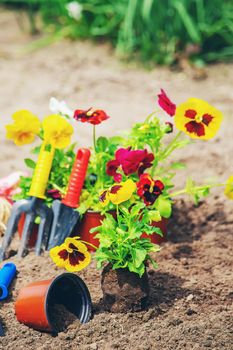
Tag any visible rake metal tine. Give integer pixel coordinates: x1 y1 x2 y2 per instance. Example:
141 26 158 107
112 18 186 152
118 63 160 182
42 212 53 252
35 203 53 255
35 214 52 256
0 207 21 261
17 213 35 258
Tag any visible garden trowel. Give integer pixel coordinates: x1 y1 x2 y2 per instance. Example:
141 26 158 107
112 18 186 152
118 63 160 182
47 148 90 249
0 143 55 261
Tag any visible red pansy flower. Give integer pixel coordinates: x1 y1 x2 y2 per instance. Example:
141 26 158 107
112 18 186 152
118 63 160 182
106 147 154 182
157 89 176 117
106 159 122 182
73 107 109 125
137 174 164 206
47 188 62 200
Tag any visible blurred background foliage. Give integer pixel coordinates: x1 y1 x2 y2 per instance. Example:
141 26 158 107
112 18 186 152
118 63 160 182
1 0 233 65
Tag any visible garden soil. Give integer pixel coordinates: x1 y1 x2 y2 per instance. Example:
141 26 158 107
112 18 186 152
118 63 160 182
0 9 232 350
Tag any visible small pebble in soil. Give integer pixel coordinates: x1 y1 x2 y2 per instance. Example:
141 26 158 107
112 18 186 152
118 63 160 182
186 308 197 316
202 339 213 347
168 318 183 326
186 294 194 302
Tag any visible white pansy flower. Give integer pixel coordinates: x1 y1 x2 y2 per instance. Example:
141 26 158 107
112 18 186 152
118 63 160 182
66 1 83 21
49 97 73 118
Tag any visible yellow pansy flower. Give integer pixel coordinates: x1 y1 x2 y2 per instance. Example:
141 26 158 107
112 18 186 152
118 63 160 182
50 237 91 272
99 179 136 206
175 98 223 140
42 114 74 149
5 110 40 146
224 176 233 200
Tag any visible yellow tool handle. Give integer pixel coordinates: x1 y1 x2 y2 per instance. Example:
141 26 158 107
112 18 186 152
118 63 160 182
28 143 55 199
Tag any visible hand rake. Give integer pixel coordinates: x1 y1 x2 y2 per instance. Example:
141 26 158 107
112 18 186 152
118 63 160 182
0 143 55 261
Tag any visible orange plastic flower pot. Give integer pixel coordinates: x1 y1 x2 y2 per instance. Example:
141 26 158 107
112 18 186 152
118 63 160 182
77 211 114 252
18 213 38 248
77 211 167 250
141 218 168 244
15 273 92 333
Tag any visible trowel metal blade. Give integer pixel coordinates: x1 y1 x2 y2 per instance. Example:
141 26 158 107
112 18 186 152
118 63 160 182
47 200 80 250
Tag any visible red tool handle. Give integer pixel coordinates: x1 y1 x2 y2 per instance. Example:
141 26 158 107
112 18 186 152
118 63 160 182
62 148 91 208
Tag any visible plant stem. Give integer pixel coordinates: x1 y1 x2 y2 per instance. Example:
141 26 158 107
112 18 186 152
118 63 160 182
50 183 66 195
160 131 183 160
93 125 97 151
80 240 98 250
150 131 182 177
150 146 158 178
168 183 226 198
144 109 159 123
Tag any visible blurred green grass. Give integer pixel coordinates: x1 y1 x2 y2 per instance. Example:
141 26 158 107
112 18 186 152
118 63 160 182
1 0 233 65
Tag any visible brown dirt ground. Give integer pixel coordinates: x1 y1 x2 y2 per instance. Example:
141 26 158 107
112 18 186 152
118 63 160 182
0 9 233 350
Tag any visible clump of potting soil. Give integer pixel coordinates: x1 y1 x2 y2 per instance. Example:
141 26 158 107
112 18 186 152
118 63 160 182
49 304 78 333
101 264 150 313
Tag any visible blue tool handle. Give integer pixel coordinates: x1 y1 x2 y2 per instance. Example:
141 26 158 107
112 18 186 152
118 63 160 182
0 263 16 300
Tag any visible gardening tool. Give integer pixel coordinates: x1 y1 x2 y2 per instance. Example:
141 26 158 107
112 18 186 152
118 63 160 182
15 273 92 333
0 143 55 261
47 148 90 249
0 263 16 301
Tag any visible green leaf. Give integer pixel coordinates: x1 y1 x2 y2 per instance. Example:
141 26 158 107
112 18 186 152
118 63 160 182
90 225 101 234
98 235 113 248
132 248 147 268
103 214 117 230
119 206 129 217
170 162 186 170
128 261 145 277
31 146 41 154
96 137 109 152
109 136 124 145
151 227 163 237
155 196 172 218
149 257 159 269
116 227 126 235
24 158 36 169
128 227 141 239
35 216 41 224
130 203 145 217
148 210 161 223
173 1 201 43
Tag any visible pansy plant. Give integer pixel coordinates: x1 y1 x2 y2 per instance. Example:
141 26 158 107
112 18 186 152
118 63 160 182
92 183 161 277
92 89 228 276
